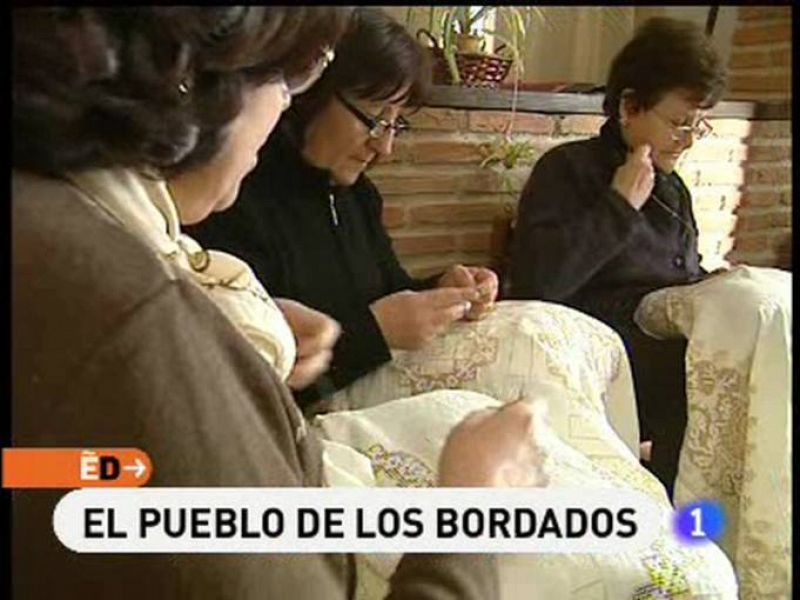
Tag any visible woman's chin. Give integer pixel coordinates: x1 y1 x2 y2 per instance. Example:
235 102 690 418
655 156 680 174
331 169 361 187
214 188 240 214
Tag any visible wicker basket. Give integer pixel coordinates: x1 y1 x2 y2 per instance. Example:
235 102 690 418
418 29 513 89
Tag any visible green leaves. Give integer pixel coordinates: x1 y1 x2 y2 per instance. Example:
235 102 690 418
479 137 538 170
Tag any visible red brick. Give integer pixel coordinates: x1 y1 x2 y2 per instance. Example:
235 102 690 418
725 90 790 102
771 47 792 67
407 139 484 164
728 73 791 93
558 115 606 136
736 212 777 232
391 234 457 257
729 50 771 69
379 192 455 205
407 108 468 131
732 23 792 46
771 211 793 228
738 7 791 21
469 111 555 135
745 144 791 162
744 166 791 186
371 168 502 195
371 172 460 195
381 138 412 163
727 251 779 267
748 121 792 139
771 230 793 253
732 234 769 253
410 203 501 224
461 171 506 193
382 205 406 229
739 190 787 208
460 230 493 252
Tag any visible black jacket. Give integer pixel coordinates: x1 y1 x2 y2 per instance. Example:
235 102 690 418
508 118 706 329
188 126 435 406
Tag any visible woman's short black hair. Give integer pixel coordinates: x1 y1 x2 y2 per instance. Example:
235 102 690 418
603 17 727 118
285 7 431 138
12 7 352 177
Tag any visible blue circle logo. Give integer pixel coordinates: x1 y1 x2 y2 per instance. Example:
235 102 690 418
673 500 726 545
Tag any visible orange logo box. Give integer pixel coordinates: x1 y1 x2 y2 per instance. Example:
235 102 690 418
2 448 152 488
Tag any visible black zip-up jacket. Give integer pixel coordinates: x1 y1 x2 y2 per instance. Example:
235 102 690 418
508 118 707 329
188 126 436 406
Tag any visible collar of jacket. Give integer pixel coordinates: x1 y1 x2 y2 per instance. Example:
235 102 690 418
598 117 629 168
262 122 355 201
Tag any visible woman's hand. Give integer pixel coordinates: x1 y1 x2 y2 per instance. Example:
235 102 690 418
438 399 549 488
276 298 341 390
370 287 479 350
438 264 499 320
611 144 655 210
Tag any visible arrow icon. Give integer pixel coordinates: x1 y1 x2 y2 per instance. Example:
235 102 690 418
123 458 147 479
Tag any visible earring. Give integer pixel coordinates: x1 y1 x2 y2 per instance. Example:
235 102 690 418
177 79 191 95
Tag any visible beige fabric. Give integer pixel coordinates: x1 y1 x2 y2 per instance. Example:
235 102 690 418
316 302 738 598
64 169 297 380
60 169 741 597
635 265 792 600
329 301 641 457
316 390 738 599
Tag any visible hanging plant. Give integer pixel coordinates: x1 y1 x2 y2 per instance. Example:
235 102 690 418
479 137 538 170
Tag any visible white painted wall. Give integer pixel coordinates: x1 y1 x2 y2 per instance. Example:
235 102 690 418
378 6 735 85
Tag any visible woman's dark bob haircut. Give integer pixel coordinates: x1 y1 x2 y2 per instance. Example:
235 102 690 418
286 7 431 136
13 7 352 177
603 17 727 118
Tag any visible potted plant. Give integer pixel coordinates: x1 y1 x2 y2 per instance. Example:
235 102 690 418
442 7 492 54
415 8 546 184
418 7 545 88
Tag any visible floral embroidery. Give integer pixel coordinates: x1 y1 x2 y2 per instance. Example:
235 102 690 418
365 443 435 488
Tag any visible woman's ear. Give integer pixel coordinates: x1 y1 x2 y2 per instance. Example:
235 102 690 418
618 88 637 126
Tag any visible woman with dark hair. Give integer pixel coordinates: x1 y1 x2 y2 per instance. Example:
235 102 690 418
508 17 727 498
189 7 499 407
509 17 791 596
12 7 532 599
176 12 739 598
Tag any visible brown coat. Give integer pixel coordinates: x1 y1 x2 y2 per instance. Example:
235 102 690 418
12 171 498 600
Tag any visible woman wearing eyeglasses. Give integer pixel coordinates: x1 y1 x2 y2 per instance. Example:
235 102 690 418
14 7 520 599
190 7 499 407
508 18 727 498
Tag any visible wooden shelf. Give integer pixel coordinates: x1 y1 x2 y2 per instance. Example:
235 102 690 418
424 85 791 120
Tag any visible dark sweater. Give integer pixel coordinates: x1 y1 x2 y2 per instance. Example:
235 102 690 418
508 118 706 329
13 169 497 600
189 126 436 405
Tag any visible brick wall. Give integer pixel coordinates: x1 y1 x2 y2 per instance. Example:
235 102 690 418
371 107 792 277
727 6 792 102
721 6 793 268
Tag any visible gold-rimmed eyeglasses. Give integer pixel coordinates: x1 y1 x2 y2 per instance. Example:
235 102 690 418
651 108 713 142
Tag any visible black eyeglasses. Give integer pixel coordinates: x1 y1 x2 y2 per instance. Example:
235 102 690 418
335 92 411 139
